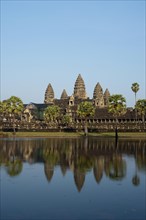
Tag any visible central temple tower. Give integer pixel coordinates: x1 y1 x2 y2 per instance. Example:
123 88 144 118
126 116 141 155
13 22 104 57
73 74 87 99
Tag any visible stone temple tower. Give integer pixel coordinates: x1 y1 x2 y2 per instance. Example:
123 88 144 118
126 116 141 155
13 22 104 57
104 89 110 106
73 74 87 99
93 83 104 107
44 83 54 104
60 89 68 99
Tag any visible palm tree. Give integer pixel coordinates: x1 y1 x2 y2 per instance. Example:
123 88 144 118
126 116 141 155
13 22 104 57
131 83 140 106
108 155 126 181
108 94 126 139
6 96 24 133
62 114 71 126
44 105 60 127
0 101 5 125
135 99 146 124
131 83 140 123
77 101 95 136
0 100 10 121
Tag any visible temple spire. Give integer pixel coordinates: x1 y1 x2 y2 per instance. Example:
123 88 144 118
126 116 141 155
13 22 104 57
93 83 104 107
104 88 110 106
44 83 54 103
73 74 87 99
60 89 68 99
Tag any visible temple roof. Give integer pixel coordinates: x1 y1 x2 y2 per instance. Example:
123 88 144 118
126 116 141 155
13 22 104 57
60 89 68 99
93 83 103 99
73 74 87 99
44 83 54 103
104 88 110 97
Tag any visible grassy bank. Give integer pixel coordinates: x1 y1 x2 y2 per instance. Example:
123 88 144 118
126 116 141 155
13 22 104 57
0 131 146 139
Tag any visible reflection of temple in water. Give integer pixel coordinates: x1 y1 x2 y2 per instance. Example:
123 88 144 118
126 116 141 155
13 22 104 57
74 169 85 192
44 164 54 182
0 138 145 191
93 157 104 183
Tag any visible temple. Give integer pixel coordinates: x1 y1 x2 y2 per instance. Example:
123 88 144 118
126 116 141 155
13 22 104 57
44 73 110 107
1 74 146 132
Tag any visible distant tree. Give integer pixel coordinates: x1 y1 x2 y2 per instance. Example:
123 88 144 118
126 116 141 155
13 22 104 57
62 114 72 127
77 101 95 136
0 100 12 119
131 83 140 123
108 94 126 139
0 101 7 122
6 96 24 133
0 101 4 118
44 105 60 126
135 99 146 123
131 83 140 106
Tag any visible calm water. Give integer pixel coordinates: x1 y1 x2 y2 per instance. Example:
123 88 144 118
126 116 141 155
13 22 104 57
0 137 146 220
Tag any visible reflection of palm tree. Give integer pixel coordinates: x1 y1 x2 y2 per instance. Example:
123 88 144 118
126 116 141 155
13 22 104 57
132 175 140 186
74 169 85 192
132 147 140 186
6 159 23 176
44 163 54 182
43 150 59 166
136 153 146 172
108 155 126 181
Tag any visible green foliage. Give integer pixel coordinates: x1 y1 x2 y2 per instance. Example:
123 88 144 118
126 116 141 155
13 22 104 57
108 157 126 180
108 94 126 118
135 99 146 121
131 82 140 94
62 114 71 126
6 159 23 176
44 105 60 123
0 96 24 123
0 100 11 118
77 101 95 135
77 101 95 118
131 83 140 106
0 101 7 118
2 96 24 119
7 96 24 115
76 156 93 172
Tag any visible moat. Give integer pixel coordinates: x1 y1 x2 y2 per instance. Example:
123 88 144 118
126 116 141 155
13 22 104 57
0 137 146 220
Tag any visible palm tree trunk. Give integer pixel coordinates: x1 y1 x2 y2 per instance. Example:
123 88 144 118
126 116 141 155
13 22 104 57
135 92 136 106
115 126 118 140
84 118 88 136
135 92 137 124
115 118 118 140
13 115 16 135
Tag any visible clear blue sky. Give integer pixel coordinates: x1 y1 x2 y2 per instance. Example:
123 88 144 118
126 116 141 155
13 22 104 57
1 0 145 107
